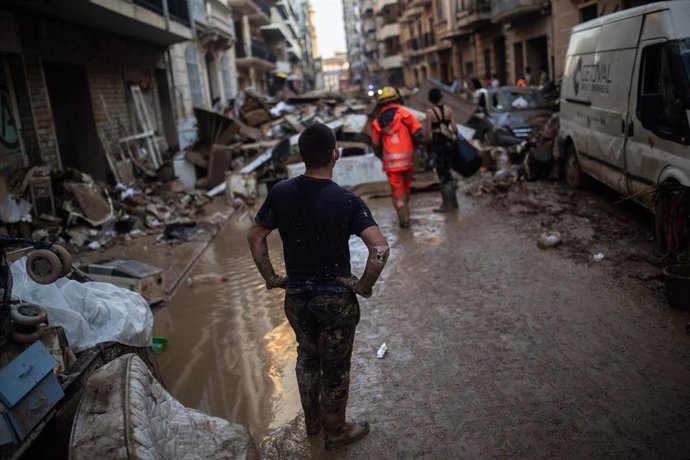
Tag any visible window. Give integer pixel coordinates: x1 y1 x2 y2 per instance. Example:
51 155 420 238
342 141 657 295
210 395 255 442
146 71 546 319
579 4 597 23
637 42 687 141
221 55 233 100
185 46 203 107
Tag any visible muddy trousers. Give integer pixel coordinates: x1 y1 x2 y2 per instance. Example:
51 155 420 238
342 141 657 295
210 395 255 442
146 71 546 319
284 288 360 435
431 135 458 211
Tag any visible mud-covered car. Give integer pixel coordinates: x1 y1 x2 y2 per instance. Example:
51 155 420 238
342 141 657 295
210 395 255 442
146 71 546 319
469 87 555 145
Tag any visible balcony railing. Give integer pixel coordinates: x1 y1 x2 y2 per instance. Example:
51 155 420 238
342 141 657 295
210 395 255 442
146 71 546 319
491 0 546 22
248 38 277 62
134 0 191 25
406 38 419 51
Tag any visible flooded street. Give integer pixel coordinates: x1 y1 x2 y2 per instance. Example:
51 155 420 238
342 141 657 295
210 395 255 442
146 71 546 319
154 184 690 458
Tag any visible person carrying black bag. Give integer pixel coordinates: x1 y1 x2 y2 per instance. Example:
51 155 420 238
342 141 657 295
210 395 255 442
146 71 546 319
425 88 459 213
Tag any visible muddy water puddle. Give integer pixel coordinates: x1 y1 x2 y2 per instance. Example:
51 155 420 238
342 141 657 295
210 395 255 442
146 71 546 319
153 192 470 449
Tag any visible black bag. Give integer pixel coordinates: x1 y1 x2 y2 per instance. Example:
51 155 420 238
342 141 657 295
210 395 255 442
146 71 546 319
452 136 482 177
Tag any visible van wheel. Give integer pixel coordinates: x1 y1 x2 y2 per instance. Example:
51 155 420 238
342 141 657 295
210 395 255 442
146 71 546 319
655 185 689 255
564 142 586 189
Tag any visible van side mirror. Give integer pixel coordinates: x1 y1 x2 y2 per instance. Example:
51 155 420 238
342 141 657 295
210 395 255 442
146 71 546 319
637 94 663 130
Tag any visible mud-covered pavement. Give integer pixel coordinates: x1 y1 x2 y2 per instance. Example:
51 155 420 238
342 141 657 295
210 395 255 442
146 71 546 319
154 178 690 459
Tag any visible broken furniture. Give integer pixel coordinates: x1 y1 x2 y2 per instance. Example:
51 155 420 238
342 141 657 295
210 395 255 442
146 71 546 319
0 342 64 446
82 260 166 305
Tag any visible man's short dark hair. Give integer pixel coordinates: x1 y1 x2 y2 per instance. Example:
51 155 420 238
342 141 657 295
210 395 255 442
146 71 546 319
299 123 336 168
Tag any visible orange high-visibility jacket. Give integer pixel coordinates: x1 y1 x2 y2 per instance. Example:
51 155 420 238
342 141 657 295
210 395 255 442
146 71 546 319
372 104 421 173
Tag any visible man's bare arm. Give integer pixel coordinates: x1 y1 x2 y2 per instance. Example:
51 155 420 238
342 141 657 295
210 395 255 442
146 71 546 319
247 224 287 289
339 226 389 298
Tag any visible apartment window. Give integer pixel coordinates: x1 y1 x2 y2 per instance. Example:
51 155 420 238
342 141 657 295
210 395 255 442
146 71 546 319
579 4 597 23
185 46 204 107
221 55 232 100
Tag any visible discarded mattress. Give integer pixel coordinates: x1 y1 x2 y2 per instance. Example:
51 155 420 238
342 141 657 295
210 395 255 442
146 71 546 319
10 257 153 352
69 354 258 460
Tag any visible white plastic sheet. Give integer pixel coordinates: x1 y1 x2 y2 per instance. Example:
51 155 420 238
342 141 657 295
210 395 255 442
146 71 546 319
0 195 31 223
11 257 153 352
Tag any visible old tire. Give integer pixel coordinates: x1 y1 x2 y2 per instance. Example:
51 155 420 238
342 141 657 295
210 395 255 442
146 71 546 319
564 142 587 189
11 303 48 326
26 249 62 285
655 186 689 255
51 244 72 278
11 325 47 344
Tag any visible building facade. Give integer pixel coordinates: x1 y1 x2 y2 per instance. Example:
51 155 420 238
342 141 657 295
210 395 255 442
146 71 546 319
322 52 350 91
343 0 369 86
345 0 657 90
0 0 192 180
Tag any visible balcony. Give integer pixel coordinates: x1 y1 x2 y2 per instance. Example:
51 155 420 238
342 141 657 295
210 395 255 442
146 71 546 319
261 20 288 41
362 0 375 14
195 0 236 47
228 0 271 24
491 0 548 23
4 0 193 45
377 22 399 41
400 5 423 19
374 0 398 15
363 17 376 33
236 37 277 69
287 45 302 61
456 0 492 29
409 0 432 7
365 41 378 53
381 54 403 69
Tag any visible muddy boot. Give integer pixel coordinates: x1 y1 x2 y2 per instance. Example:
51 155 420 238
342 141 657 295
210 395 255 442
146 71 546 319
450 179 459 209
434 183 455 213
324 421 370 451
396 206 410 228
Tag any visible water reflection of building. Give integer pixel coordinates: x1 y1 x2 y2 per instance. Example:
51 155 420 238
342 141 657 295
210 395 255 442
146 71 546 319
322 52 350 92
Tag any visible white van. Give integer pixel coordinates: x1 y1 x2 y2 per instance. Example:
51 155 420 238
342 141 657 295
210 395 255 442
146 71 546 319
559 1 690 252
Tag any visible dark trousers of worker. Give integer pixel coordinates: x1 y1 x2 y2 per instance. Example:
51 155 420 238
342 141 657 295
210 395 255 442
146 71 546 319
284 287 360 434
431 134 454 185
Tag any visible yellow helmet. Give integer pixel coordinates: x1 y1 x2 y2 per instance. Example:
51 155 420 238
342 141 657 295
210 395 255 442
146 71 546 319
377 86 398 103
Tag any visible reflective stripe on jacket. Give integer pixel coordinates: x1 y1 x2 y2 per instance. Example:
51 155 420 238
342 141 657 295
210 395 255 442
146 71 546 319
372 104 421 173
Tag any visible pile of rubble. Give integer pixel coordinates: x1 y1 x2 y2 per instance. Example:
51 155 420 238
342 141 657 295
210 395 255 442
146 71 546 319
179 89 374 196
0 89 377 253
0 165 222 253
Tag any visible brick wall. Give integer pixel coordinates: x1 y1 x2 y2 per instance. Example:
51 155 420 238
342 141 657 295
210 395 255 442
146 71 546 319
16 14 169 173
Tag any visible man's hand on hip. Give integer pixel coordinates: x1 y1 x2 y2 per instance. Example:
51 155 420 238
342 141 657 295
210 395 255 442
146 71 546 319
338 275 373 298
266 274 288 290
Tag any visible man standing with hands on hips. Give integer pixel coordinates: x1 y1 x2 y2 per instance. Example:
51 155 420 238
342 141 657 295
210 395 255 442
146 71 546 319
247 123 389 451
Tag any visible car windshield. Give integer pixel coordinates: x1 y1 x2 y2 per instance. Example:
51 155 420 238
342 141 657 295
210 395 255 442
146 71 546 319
490 89 548 112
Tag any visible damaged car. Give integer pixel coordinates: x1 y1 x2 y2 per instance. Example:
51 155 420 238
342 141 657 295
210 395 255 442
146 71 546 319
469 86 555 146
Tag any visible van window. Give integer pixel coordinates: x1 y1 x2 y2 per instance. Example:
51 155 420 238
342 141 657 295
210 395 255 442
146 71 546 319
637 42 690 143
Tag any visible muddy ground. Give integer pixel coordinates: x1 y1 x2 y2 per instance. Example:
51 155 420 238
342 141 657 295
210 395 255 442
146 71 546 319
154 174 690 459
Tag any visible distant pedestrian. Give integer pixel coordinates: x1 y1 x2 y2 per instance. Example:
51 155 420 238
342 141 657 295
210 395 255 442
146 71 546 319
491 73 500 89
524 67 533 86
539 66 550 87
247 123 389 451
425 88 458 213
371 87 424 228
484 75 492 88
516 77 527 87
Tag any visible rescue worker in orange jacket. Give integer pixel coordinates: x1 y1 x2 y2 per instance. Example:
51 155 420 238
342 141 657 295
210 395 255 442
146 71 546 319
371 87 424 228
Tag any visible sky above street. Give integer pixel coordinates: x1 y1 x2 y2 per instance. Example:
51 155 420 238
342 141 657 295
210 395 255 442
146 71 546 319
312 0 346 59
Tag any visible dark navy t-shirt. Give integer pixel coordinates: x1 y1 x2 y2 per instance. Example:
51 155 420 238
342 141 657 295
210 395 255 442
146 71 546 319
255 175 377 288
